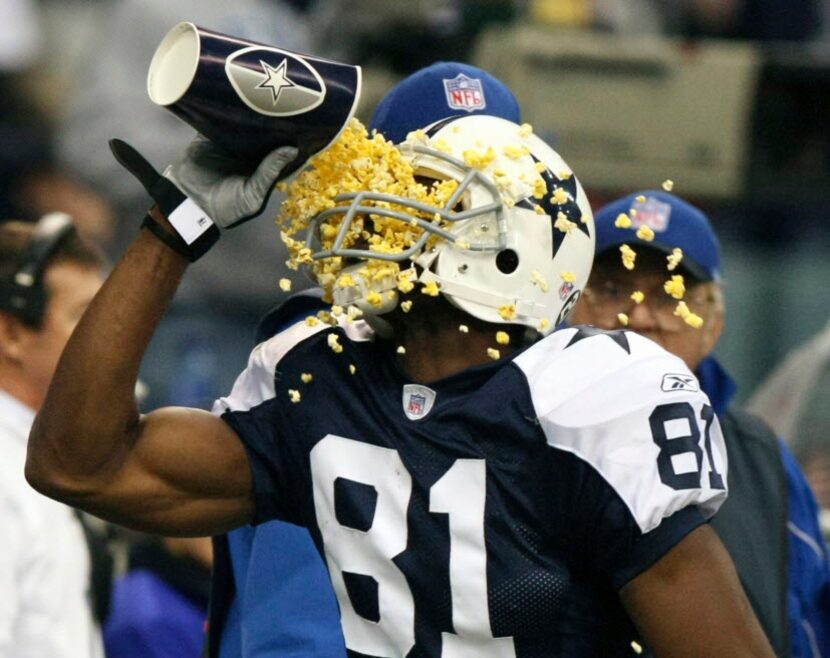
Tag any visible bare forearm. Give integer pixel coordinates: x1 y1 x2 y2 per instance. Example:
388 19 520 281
27 210 187 487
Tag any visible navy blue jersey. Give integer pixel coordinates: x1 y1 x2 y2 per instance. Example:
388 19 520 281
213 319 728 657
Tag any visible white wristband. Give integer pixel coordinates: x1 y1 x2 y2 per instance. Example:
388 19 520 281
168 198 215 245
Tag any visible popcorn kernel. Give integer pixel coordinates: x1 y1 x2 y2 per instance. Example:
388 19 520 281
279 278 292 292
288 389 301 403
421 280 441 296
327 333 343 353
635 225 655 242
664 275 686 300
614 213 632 229
498 304 517 321
496 331 510 345
487 348 501 360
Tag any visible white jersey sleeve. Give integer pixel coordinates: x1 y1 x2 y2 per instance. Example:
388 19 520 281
515 326 728 535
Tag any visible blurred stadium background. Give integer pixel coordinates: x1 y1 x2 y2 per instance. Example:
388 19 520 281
2 0 828 402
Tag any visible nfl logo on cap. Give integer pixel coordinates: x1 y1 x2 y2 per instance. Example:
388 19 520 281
631 196 672 232
443 73 486 112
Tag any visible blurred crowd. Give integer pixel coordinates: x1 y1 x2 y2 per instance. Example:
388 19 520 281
1 0 829 656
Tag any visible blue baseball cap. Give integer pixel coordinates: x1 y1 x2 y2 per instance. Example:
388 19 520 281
594 191 721 282
369 62 521 144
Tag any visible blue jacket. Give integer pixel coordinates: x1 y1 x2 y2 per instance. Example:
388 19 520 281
105 541 211 658
699 356 830 658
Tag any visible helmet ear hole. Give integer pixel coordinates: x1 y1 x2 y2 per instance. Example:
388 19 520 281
495 249 519 274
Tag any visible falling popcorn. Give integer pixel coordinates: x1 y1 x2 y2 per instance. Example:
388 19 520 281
288 389 301 403
673 299 704 328
620 244 637 270
327 333 343 353
631 291 645 304
617 313 629 326
349 364 357 375
631 641 643 655
560 271 576 283
496 331 510 345
530 270 550 292
330 305 344 317
421 280 441 296
498 304 517 321
615 213 632 229
664 275 686 300
396 345 406 354
518 123 534 137
539 318 550 331
666 248 683 271
635 195 646 203
533 177 547 199
534 205 545 215
305 316 319 327
674 301 690 318
636 225 655 242
279 278 292 292
301 373 313 384
459 324 470 333
662 179 674 191
401 300 413 312
278 118 464 305
367 290 384 307
487 348 501 360
684 313 704 328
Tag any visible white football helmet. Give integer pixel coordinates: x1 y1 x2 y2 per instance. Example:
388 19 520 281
306 114 595 333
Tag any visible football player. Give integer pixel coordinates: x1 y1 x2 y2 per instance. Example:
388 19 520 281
26 107 774 654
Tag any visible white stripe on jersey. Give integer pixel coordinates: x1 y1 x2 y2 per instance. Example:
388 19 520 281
515 328 728 534
212 317 373 416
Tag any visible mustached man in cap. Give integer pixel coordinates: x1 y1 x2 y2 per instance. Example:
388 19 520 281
571 191 830 658
27 54 775 658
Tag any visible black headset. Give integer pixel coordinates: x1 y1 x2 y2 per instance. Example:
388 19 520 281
0 213 77 327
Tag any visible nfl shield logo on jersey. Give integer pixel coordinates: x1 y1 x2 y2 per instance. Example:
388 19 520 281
443 74 486 112
403 384 437 420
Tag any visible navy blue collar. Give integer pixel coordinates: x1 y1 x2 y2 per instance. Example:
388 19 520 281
696 355 737 417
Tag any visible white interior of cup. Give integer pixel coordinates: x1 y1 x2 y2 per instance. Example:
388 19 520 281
147 22 200 106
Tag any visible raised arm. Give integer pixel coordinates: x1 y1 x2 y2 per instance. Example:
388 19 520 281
26 138 297 537
621 524 775 658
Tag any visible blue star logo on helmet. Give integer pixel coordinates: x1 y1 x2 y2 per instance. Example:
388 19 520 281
516 157 589 257
225 47 326 117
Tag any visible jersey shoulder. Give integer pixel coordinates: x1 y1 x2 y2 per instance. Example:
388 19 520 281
514 325 726 533
514 324 698 420
213 313 373 416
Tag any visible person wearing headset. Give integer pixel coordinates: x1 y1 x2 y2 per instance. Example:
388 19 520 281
0 215 106 657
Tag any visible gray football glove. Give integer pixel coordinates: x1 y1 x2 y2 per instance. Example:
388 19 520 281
164 134 298 229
